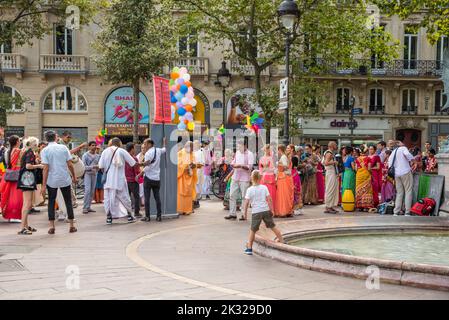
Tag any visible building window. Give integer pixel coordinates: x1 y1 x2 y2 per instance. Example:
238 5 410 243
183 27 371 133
2 86 23 111
43 86 87 112
336 87 351 113
436 36 448 69
0 40 12 54
404 27 417 69
178 33 198 57
435 90 448 114
402 89 417 114
54 25 73 55
369 88 384 114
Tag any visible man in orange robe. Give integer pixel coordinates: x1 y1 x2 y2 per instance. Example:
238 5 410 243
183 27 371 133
177 141 197 215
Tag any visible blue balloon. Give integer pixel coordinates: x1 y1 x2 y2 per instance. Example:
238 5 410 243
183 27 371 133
177 107 186 116
178 123 187 130
170 96 177 103
255 118 264 125
180 85 189 95
175 92 184 101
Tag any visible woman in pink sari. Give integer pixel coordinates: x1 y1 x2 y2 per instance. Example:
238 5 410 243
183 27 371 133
0 135 23 222
368 145 381 208
313 145 325 203
259 144 276 206
290 153 303 210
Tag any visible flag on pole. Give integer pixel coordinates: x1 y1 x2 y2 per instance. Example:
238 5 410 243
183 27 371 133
153 76 171 124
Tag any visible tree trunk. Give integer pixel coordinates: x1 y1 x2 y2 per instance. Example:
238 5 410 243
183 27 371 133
132 79 140 144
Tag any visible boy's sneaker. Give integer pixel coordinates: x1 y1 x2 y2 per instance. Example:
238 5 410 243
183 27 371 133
128 216 137 223
244 248 253 255
106 217 113 225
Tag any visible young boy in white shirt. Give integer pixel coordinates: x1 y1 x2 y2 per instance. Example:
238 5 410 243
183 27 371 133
243 170 284 255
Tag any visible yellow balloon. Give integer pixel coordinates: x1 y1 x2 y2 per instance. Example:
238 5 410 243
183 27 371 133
187 122 195 131
246 116 251 127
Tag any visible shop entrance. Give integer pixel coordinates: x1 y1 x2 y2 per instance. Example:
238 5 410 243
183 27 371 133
396 129 421 149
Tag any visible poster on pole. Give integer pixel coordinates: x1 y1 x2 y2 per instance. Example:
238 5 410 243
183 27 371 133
279 77 288 110
153 76 171 124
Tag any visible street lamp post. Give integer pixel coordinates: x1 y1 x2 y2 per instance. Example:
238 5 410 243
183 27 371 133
278 0 299 147
349 96 356 145
215 61 232 154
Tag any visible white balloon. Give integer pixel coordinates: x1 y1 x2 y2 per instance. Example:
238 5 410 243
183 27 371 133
181 97 189 105
191 99 197 107
182 73 191 82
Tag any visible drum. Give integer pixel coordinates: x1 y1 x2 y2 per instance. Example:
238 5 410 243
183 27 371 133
342 189 355 212
71 155 85 178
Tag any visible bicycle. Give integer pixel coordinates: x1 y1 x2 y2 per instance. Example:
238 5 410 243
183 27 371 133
211 164 231 200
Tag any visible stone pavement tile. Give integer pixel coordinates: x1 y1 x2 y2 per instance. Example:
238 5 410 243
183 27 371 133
225 279 291 292
0 288 59 299
289 290 362 300
251 286 308 300
41 288 114 300
0 278 67 293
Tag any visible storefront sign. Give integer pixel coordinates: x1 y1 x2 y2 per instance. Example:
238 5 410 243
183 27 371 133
330 119 358 129
105 124 148 136
42 127 87 148
153 76 171 124
5 126 25 138
104 86 150 126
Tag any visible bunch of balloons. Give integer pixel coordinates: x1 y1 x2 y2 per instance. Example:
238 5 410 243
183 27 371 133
245 112 264 134
170 67 197 131
95 128 107 146
217 124 226 141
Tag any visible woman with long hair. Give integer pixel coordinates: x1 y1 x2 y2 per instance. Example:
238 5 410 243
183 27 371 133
381 149 395 203
341 146 356 197
259 144 276 206
313 145 325 203
355 147 375 211
17 137 44 235
274 145 294 217
301 150 318 205
368 145 382 208
0 135 23 222
34 141 47 207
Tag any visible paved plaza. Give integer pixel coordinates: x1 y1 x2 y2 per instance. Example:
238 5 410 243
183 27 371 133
0 199 448 300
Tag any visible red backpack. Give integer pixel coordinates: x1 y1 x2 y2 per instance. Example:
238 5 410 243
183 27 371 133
410 198 436 216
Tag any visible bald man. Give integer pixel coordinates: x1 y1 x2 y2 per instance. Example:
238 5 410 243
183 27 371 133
323 141 340 214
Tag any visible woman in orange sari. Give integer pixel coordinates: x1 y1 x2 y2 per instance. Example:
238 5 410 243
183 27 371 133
0 135 23 222
275 145 294 217
259 144 276 206
355 148 375 211
177 141 197 215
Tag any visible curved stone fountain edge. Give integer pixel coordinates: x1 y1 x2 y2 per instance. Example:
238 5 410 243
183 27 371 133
254 222 449 292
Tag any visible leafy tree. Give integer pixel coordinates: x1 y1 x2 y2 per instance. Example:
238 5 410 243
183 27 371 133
0 0 107 127
373 0 449 43
94 0 179 143
180 0 399 139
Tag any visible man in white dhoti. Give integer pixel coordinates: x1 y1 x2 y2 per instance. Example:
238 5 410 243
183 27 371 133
202 141 213 199
323 141 340 214
98 137 137 225
193 140 205 208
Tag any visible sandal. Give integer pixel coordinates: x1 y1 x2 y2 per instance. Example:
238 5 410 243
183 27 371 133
28 226 37 232
18 228 32 235
69 227 77 233
324 209 337 214
48 228 55 235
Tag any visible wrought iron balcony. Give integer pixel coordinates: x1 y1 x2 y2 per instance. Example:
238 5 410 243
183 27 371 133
369 105 385 115
335 105 351 114
299 59 443 78
0 54 25 72
401 106 418 115
39 54 88 73
434 109 449 116
169 57 209 76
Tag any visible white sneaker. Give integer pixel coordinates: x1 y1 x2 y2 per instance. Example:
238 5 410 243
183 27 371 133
9 219 21 223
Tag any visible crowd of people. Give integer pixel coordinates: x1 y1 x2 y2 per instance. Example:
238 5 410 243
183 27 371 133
0 130 441 254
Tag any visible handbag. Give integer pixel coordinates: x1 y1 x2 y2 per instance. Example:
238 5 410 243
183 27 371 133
18 169 36 189
101 147 119 185
388 148 398 179
4 169 20 182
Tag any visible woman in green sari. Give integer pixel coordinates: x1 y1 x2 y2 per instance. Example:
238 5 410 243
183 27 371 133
342 146 356 197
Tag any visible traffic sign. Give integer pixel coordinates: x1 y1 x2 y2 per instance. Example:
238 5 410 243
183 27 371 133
352 108 363 115
279 101 288 110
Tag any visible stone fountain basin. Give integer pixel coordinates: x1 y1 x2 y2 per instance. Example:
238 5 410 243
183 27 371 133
254 216 449 292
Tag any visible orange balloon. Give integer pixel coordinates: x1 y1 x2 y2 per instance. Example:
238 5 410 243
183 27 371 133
171 72 179 80
176 84 181 91
184 119 189 124
185 105 193 112
185 81 192 87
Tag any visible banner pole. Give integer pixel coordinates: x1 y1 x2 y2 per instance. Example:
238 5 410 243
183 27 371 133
161 80 167 216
